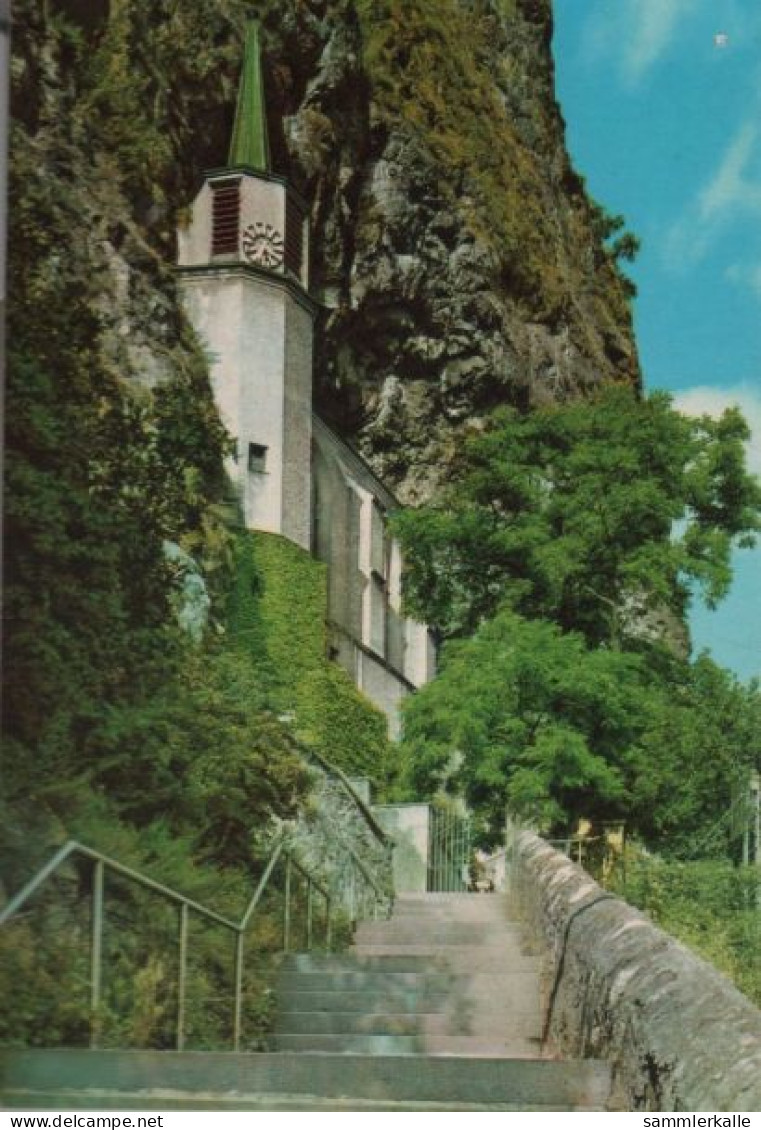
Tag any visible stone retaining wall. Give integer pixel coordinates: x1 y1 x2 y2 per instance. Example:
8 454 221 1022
509 827 761 1111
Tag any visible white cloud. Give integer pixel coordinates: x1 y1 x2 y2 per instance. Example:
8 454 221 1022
664 120 761 270
673 383 761 476
698 123 761 219
582 0 701 85
624 0 698 83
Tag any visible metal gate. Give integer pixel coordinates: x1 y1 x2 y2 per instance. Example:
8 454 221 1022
427 808 472 892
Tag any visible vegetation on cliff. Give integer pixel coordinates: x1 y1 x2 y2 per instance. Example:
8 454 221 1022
319 0 641 497
354 0 637 321
2 0 390 1048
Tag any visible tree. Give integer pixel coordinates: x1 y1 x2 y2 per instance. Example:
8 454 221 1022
586 199 641 295
400 608 650 838
400 608 761 849
627 656 761 858
393 386 761 649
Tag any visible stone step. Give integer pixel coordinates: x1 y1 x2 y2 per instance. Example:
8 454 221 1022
281 953 439 974
390 899 512 914
274 1033 423 1054
442 972 544 1003
351 944 533 963
274 999 542 1047
279 969 454 992
384 917 518 932
354 925 517 945
273 1010 423 1036
0 1090 584 1112
279 971 539 1000
391 894 511 904
395 893 503 904
361 907 515 923
0 1050 613 1110
356 912 520 930
276 989 448 1013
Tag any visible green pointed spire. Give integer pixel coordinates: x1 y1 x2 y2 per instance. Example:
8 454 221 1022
228 21 271 171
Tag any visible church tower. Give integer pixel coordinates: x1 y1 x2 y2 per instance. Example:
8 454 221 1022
177 22 314 549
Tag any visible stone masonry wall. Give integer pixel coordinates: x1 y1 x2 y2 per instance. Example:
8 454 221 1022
509 827 761 1112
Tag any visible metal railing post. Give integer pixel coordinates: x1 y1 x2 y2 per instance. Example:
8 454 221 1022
283 855 292 954
90 859 104 1049
306 878 313 951
177 904 188 1051
233 932 244 1052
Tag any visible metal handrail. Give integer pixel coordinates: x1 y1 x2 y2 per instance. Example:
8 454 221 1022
0 836 343 1052
0 841 242 931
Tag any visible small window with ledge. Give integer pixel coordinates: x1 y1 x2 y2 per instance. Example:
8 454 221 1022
248 443 268 474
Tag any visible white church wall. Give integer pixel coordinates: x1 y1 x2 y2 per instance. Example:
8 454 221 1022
179 268 298 542
312 417 434 735
356 648 409 741
282 292 314 550
313 435 364 644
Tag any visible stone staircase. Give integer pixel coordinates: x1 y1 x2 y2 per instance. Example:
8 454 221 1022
276 892 545 1057
0 892 613 1111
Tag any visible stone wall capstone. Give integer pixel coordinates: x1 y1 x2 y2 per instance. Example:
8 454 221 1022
510 827 761 1112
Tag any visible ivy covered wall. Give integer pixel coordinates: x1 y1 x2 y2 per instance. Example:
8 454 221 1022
227 532 394 786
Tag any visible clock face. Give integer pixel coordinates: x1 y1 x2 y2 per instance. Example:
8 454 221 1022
242 222 285 269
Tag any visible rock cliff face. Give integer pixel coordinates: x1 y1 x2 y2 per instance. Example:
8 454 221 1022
264 0 641 501
12 0 639 504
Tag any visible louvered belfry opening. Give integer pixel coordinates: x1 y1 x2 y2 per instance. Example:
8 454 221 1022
211 178 241 256
285 191 304 278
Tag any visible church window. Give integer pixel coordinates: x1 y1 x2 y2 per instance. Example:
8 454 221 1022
370 502 387 578
248 442 268 473
211 178 241 256
369 574 387 658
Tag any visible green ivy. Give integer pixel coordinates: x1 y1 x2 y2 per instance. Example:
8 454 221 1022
353 0 632 324
227 532 394 786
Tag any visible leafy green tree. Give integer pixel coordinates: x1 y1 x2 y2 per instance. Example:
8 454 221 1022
393 386 761 648
627 656 761 858
401 608 655 837
400 608 761 849
588 200 641 294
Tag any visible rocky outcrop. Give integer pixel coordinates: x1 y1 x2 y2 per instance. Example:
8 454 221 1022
12 0 639 505
270 0 641 500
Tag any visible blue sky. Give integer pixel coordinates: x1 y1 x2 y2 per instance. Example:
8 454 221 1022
553 0 761 683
